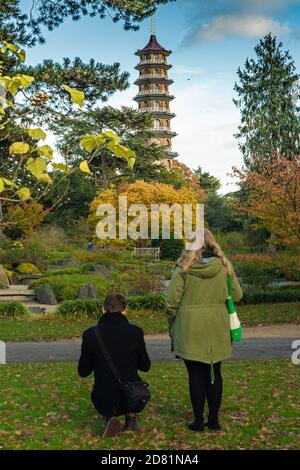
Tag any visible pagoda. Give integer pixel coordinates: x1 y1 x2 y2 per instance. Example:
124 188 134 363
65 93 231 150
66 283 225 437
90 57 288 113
134 16 178 169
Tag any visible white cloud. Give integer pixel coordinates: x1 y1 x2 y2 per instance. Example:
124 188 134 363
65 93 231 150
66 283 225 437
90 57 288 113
186 14 292 43
172 64 205 75
171 79 242 194
104 78 243 194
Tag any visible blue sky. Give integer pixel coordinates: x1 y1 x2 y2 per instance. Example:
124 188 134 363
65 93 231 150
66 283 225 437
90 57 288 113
22 0 300 193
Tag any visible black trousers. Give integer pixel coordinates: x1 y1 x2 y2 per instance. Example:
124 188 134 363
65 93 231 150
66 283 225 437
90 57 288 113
184 360 223 423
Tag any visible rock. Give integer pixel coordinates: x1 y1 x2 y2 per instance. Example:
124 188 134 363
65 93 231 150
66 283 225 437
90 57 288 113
34 284 57 305
78 283 100 300
19 274 41 286
94 264 113 279
62 254 81 268
0 264 9 289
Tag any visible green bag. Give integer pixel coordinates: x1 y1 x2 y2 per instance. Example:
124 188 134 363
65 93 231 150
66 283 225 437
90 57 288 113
227 276 242 342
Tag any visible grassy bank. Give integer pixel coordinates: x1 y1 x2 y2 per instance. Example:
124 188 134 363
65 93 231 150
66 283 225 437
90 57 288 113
0 302 299 342
0 360 298 450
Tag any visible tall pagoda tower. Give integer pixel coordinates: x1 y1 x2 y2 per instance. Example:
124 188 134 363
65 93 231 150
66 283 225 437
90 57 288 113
134 16 178 169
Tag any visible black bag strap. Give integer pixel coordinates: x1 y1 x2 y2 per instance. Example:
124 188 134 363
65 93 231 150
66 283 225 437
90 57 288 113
93 326 123 387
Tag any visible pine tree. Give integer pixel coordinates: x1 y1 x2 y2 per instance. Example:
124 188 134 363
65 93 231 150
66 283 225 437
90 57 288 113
1 1 174 47
234 33 300 170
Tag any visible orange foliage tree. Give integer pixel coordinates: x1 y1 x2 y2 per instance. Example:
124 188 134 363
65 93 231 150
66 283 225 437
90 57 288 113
233 157 300 246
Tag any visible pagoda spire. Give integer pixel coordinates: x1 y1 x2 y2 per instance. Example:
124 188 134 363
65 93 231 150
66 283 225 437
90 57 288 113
134 17 178 168
151 13 155 35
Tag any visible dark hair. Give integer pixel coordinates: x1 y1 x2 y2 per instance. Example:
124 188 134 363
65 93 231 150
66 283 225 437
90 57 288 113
103 292 126 313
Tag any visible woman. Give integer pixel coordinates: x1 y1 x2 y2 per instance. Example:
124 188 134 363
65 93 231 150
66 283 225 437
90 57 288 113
166 229 243 432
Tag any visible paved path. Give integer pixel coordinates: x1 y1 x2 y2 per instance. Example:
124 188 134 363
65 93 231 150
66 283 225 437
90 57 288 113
145 324 300 341
5 337 298 363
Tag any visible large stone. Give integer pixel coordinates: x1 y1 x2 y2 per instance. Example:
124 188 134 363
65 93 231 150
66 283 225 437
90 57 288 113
0 264 9 289
34 284 57 305
78 283 100 300
94 264 113 279
62 254 81 268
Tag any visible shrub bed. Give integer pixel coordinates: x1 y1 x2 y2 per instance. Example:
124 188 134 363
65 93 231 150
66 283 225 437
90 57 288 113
56 294 166 320
127 294 165 311
56 299 103 319
231 253 300 283
0 302 28 318
242 289 300 304
30 274 110 302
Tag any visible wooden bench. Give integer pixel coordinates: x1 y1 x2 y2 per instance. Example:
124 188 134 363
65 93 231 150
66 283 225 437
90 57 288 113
131 247 160 261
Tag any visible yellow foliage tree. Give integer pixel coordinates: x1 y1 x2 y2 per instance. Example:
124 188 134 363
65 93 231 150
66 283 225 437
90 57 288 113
89 180 203 246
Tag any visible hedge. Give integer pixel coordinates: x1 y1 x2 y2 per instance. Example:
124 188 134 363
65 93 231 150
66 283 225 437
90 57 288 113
127 294 165 311
241 289 300 304
56 294 166 320
0 301 28 318
56 300 103 320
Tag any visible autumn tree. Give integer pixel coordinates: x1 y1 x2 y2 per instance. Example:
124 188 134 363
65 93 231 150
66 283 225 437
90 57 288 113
234 33 300 170
159 161 206 200
232 157 300 247
89 180 202 246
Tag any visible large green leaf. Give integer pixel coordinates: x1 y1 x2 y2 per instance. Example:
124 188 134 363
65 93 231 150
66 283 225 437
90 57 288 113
36 145 53 159
52 163 70 173
27 128 47 140
9 142 30 155
2 178 17 188
108 142 136 166
26 157 47 179
62 85 84 107
17 187 31 201
79 160 91 174
0 177 17 193
1 42 26 62
38 174 53 184
80 134 106 153
102 130 120 144
0 96 14 107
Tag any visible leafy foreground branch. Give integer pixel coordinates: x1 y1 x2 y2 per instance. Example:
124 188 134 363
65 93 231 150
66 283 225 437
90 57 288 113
0 40 136 232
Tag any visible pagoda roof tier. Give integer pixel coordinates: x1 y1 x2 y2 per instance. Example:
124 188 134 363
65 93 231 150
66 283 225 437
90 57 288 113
135 35 171 56
135 62 172 71
151 129 178 138
164 151 179 159
134 93 175 102
140 109 176 119
134 77 173 86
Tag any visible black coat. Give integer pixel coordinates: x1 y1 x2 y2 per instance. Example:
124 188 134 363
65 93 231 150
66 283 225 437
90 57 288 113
78 312 151 417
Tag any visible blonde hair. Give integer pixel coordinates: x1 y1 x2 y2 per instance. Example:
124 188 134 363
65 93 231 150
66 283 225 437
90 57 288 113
177 228 232 276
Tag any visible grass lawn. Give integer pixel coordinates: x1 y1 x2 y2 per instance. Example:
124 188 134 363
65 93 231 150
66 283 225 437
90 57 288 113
0 302 299 342
0 360 299 450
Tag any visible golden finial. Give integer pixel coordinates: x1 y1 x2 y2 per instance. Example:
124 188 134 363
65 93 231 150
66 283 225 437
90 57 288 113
151 13 155 35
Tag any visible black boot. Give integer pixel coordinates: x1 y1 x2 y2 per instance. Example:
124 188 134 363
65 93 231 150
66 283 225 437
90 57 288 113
187 421 204 432
123 415 139 432
102 416 122 438
205 417 221 431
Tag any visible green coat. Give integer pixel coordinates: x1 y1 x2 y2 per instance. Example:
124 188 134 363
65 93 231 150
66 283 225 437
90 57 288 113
165 257 243 364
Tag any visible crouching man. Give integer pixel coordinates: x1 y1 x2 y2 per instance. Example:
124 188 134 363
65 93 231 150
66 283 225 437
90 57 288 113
78 292 151 437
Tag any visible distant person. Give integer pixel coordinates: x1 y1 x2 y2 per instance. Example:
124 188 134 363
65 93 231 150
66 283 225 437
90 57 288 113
166 229 243 432
87 241 94 252
78 292 151 437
